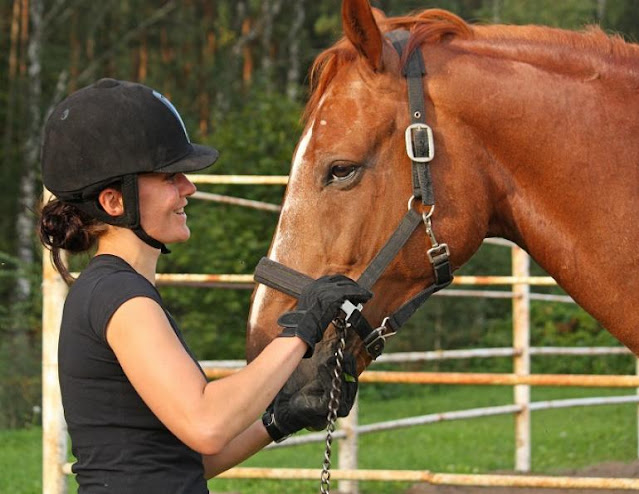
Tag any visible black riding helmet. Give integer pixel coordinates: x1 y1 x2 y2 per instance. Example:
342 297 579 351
41 78 219 253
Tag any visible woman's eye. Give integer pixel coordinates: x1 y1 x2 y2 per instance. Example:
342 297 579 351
330 164 357 182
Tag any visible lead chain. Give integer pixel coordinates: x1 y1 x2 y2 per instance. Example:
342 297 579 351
319 318 347 494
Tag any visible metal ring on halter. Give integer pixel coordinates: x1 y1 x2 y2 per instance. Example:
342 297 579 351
378 316 396 338
422 204 435 221
408 195 436 220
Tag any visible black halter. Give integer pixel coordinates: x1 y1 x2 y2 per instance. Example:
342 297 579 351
254 30 453 359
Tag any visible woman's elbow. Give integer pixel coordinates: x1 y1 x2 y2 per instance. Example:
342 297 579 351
184 423 229 456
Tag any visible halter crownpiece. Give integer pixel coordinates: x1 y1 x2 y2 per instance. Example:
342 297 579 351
254 30 453 359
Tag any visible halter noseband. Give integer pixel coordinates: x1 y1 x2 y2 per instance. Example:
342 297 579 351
254 30 453 359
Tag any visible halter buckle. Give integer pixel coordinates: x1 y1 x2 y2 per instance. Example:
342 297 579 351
428 243 450 264
340 300 363 324
405 123 435 163
363 317 397 360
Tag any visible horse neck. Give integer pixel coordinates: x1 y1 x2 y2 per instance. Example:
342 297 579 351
432 43 639 340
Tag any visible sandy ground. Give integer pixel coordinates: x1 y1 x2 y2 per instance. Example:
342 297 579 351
404 460 639 494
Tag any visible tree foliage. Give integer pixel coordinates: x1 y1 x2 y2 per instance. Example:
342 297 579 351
1 0 638 427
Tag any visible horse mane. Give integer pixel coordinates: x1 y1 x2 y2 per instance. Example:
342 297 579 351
463 23 639 82
304 8 639 123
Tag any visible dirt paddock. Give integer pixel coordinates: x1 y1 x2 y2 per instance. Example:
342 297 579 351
405 460 639 494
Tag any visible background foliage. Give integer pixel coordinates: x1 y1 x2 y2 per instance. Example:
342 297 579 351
1 0 639 428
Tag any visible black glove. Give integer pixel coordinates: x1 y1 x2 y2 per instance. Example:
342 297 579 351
277 275 372 357
262 352 359 442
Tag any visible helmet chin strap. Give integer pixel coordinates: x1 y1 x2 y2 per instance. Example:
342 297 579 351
118 174 171 254
72 174 170 254
132 227 170 254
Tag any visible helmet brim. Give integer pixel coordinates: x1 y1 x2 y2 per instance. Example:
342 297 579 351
156 143 220 174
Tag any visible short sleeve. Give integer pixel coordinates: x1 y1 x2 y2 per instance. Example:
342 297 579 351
87 271 162 342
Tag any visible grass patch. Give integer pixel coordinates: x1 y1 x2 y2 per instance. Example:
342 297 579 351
1 386 636 494
0 428 42 494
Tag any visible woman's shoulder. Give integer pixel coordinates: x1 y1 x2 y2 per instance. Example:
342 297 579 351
66 255 164 341
71 254 161 304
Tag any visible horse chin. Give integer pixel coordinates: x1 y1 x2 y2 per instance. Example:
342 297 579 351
280 343 359 431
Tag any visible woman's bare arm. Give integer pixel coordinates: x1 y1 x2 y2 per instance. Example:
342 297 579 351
106 296 306 455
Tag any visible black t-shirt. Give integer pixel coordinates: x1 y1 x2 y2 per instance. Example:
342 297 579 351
58 254 208 493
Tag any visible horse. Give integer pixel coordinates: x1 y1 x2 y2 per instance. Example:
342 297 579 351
246 0 639 426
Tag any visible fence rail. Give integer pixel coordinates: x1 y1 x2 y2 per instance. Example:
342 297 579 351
202 366 639 387
215 467 639 490
153 272 559 287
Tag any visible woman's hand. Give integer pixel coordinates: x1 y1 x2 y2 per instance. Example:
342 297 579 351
277 275 372 357
262 351 359 442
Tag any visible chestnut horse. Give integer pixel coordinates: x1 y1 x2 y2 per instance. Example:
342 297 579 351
247 0 639 423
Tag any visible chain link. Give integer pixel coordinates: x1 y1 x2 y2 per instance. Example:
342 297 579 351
319 318 347 494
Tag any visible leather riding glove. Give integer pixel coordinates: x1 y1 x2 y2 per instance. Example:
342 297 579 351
262 352 359 442
277 275 372 357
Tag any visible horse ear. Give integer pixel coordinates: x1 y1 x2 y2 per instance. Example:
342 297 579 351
371 7 387 23
342 0 384 71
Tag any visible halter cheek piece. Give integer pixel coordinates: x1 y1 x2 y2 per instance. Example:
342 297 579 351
254 30 453 359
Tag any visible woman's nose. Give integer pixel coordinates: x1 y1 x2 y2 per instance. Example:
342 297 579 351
177 173 197 196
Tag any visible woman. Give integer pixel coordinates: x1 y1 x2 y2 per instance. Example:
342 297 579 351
39 78 371 493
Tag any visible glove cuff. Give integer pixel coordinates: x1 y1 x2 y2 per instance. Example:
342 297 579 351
278 310 315 358
261 410 290 443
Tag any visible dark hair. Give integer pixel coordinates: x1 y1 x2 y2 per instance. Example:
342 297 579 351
39 198 108 285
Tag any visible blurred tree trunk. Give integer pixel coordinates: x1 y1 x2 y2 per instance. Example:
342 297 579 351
492 0 501 23
15 0 43 309
20 0 29 76
160 26 174 98
69 9 79 91
135 32 148 82
231 0 259 91
242 16 254 87
3 0 21 171
260 0 283 92
286 0 306 101
596 0 607 22
198 2 216 136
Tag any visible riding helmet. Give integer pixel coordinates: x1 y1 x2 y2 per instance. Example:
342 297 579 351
41 78 219 252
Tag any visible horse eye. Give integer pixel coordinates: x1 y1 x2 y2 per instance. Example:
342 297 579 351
330 164 357 182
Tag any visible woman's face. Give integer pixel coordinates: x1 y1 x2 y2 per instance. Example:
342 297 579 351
137 172 197 245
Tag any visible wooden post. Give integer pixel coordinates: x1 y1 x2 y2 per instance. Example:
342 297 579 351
42 189 68 494
338 393 359 494
512 246 531 471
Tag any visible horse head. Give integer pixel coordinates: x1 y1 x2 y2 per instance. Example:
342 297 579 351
246 0 497 426
247 0 639 428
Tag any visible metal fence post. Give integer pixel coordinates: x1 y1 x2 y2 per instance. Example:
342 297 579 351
42 189 68 494
512 246 531 471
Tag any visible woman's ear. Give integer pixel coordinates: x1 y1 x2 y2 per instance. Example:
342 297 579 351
98 188 125 217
